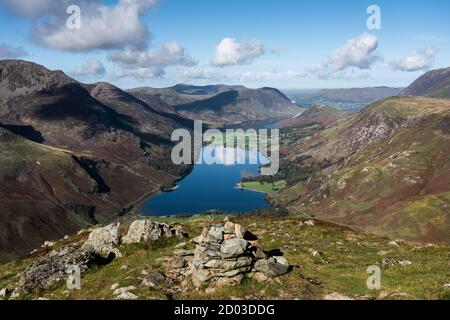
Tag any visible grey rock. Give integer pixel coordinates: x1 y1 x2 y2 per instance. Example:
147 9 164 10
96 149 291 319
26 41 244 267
220 238 249 258
217 266 252 278
19 246 97 294
113 286 136 296
173 249 194 257
116 292 138 300
141 272 165 287
0 288 8 298
175 242 187 249
122 220 183 245
111 283 120 290
253 247 268 260
235 224 247 239
122 220 161 244
171 258 188 269
253 258 289 278
216 274 244 287
82 223 120 258
207 226 224 244
205 257 253 271
273 256 289 266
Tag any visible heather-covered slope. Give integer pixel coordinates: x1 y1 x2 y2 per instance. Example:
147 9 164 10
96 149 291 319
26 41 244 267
270 96 450 242
0 60 189 261
401 67 450 99
278 104 347 129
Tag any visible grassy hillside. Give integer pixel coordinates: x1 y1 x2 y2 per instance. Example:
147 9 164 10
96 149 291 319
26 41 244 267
0 214 448 300
254 96 450 242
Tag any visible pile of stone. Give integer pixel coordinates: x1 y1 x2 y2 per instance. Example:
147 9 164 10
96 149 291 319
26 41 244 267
178 220 290 288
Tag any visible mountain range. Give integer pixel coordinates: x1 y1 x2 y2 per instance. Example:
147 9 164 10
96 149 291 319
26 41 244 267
0 60 191 261
0 59 449 262
128 84 302 126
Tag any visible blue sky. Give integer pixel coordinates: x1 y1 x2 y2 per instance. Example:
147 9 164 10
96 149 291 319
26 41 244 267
0 0 449 89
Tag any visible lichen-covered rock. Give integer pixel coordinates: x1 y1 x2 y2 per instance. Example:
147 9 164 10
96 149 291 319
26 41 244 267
122 220 187 245
141 272 165 287
19 246 97 294
82 223 120 258
253 257 289 278
220 239 249 258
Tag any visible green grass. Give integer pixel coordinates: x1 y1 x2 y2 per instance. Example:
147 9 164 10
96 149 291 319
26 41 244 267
1 215 449 300
240 181 287 193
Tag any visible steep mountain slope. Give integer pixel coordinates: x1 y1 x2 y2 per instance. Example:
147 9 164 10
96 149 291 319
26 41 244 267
286 87 402 111
277 104 347 129
0 60 189 261
400 67 450 99
128 85 302 126
270 96 450 242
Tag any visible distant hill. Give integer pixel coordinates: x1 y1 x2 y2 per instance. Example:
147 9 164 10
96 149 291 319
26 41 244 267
285 87 403 111
277 104 347 129
128 85 302 126
400 67 450 99
127 84 244 107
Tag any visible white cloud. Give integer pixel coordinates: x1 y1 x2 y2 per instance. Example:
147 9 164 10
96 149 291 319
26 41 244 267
306 33 380 79
0 0 65 17
111 66 165 80
238 70 307 82
390 48 439 72
29 0 156 52
212 38 265 67
72 59 106 77
0 43 28 58
109 42 196 68
183 67 224 81
327 32 379 72
108 42 196 79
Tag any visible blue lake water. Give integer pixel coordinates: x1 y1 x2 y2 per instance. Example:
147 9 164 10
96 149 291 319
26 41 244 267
140 146 270 216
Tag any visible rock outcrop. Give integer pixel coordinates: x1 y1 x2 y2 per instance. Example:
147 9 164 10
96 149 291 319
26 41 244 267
81 223 121 258
18 246 98 294
16 219 186 296
122 220 186 245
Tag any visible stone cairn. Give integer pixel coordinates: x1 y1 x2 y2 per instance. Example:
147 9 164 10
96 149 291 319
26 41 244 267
180 220 290 288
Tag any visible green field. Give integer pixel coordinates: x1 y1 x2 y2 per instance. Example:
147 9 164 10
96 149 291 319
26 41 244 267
240 180 287 193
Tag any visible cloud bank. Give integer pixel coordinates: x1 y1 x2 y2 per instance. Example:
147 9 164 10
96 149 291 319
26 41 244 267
0 43 28 59
212 38 265 67
390 48 438 72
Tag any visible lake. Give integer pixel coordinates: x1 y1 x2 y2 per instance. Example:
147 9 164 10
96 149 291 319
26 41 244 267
140 146 270 216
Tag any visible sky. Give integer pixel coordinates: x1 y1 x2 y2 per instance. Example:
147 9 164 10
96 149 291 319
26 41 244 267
0 0 449 89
